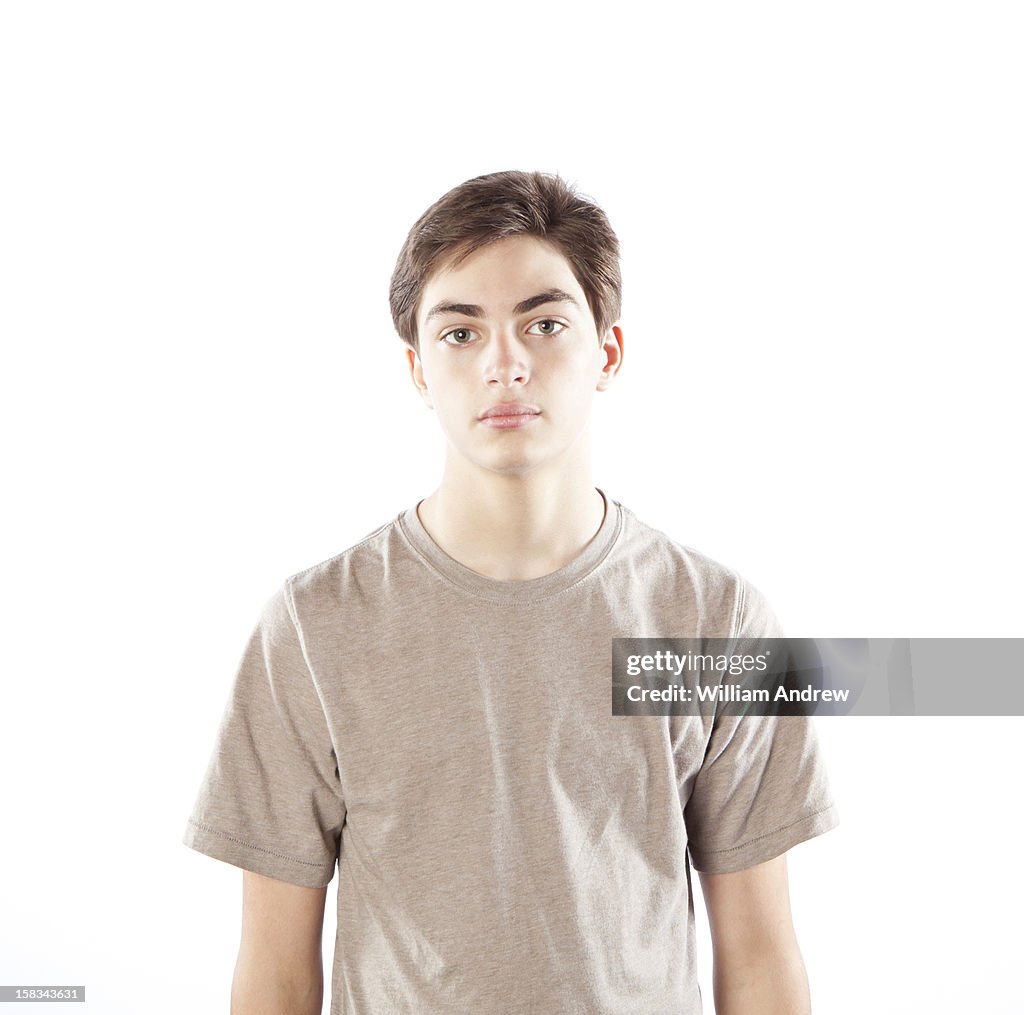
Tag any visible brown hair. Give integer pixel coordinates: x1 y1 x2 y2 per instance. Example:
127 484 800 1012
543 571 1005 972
389 170 621 354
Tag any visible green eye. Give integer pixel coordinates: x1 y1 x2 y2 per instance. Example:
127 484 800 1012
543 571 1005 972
531 319 567 336
442 328 475 346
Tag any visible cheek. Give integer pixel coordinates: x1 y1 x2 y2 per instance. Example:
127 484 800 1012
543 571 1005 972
562 350 603 395
431 372 462 403
428 378 471 428
419 356 447 397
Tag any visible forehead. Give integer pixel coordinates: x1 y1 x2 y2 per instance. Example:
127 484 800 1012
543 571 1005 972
418 235 584 318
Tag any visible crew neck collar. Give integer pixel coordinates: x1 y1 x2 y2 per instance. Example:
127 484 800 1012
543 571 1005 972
397 487 622 603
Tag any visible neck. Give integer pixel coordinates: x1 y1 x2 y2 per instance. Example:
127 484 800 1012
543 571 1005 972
416 458 607 583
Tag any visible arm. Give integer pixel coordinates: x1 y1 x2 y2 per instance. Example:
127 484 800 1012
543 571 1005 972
698 854 811 1015
230 870 328 1015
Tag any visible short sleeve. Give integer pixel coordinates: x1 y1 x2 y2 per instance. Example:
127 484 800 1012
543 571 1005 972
182 582 346 888
683 577 839 874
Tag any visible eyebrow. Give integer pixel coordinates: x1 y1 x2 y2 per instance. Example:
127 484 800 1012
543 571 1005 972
423 288 581 325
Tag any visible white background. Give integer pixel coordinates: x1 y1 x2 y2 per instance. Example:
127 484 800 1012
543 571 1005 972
2 1 1022 1012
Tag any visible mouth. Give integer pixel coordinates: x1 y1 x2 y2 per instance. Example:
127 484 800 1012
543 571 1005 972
478 403 542 429
478 403 541 420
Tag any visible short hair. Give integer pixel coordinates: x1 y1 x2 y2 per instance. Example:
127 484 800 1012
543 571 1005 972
389 170 622 354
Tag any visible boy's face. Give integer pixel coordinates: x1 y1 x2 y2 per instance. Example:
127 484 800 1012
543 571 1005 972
407 234 622 478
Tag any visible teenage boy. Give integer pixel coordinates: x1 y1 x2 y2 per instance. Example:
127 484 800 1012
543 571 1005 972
183 170 839 1015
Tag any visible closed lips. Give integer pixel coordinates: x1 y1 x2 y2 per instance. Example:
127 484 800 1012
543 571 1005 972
479 404 541 419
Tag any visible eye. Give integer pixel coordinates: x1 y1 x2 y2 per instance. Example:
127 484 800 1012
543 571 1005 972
528 319 567 336
440 327 476 346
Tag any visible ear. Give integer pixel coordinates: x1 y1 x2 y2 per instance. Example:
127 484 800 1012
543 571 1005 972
405 346 434 409
595 324 624 391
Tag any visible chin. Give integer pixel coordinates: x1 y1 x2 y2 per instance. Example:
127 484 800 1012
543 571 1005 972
466 448 547 476
479 456 540 476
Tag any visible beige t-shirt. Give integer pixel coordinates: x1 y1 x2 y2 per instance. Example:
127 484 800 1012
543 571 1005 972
183 488 838 1014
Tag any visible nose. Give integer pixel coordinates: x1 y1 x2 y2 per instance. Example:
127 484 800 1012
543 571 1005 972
484 328 530 388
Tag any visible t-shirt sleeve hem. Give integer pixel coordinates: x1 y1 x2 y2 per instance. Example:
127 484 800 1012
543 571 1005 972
688 802 840 875
182 817 336 889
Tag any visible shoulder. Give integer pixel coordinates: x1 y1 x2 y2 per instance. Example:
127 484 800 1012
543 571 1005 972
278 514 405 616
615 501 782 638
